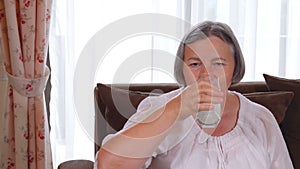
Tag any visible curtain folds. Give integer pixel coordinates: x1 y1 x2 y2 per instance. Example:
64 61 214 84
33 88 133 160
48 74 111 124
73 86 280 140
0 0 53 169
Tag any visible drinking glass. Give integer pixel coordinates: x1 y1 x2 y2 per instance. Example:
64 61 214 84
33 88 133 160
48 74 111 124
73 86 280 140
196 76 222 128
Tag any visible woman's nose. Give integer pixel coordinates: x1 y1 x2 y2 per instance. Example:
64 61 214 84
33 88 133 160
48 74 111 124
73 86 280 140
194 66 209 81
199 65 209 76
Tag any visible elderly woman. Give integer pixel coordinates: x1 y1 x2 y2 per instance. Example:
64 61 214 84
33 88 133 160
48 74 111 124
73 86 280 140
96 21 293 169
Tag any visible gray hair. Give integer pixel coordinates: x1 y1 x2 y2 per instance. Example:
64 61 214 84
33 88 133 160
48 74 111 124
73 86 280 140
174 21 245 86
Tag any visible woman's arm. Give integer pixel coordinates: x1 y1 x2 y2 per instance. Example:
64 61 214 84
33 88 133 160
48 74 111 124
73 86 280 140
97 148 149 169
97 96 181 169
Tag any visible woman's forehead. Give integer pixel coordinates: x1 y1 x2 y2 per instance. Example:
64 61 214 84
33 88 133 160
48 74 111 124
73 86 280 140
184 37 234 60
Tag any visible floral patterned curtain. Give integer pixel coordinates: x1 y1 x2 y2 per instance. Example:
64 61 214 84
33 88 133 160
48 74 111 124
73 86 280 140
0 0 53 169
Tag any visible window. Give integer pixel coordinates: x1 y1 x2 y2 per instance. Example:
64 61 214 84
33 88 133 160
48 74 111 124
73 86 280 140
49 0 300 167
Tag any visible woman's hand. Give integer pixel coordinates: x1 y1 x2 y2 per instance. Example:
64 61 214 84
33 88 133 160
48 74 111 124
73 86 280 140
170 80 224 120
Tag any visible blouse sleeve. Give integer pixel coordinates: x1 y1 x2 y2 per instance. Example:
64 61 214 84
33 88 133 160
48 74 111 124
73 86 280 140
99 94 171 169
99 88 183 169
97 96 156 168
263 109 294 168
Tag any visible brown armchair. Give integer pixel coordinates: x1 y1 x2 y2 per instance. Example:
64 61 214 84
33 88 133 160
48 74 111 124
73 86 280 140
60 76 300 168
93 81 297 168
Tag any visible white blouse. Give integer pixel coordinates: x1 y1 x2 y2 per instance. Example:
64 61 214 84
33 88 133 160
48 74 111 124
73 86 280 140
96 89 294 169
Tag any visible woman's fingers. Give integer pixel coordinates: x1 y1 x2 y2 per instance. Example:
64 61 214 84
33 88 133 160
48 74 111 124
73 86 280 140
197 103 214 111
193 81 224 111
178 81 224 120
197 94 223 104
191 82 224 102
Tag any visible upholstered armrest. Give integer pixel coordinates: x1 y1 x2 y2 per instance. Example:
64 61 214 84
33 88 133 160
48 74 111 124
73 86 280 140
57 160 94 169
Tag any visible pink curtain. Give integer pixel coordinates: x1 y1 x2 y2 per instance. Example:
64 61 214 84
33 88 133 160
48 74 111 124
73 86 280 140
0 0 53 169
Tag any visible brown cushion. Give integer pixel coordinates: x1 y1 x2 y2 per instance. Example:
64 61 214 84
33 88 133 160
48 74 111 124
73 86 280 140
229 81 268 93
98 84 148 131
243 91 294 124
99 82 293 130
263 74 300 168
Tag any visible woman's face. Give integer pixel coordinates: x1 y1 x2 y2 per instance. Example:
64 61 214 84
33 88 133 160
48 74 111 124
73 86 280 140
182 36 235 90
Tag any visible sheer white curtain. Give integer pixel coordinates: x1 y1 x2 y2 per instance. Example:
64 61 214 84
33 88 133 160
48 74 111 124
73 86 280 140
190 0 300 80
49 0 77 168
49 0 183 168
49 0 300 168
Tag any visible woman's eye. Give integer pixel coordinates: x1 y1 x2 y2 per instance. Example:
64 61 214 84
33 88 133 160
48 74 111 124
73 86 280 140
189 63 201 68
214 62 225 66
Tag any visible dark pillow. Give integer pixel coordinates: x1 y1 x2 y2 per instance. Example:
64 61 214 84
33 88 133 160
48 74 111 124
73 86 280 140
99 82 294 129
98 84 148 131
243 91 294 124
263 74 300 168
